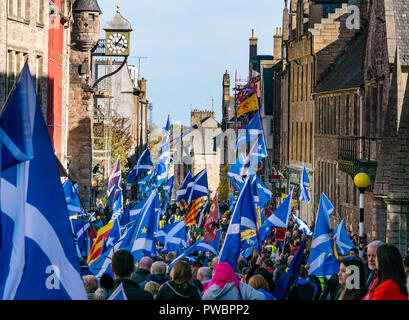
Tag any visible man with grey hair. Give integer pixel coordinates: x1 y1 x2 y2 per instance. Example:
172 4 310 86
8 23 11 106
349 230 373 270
197 267 212 292
144 261 169 287
362 240 385 300
131 256 153 285
82 275 98 300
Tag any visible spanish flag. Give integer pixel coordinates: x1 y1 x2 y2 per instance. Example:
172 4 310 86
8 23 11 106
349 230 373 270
185 197 206 227
87 220 114 264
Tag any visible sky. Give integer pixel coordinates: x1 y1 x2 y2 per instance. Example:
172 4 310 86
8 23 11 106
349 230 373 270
98 0 285 128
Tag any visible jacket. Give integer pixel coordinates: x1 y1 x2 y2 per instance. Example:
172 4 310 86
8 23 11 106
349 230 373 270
371 280 408 300
156 280 201 300
202 282 266 300
131 269 150 284
145 273 169 286
108 279 154 300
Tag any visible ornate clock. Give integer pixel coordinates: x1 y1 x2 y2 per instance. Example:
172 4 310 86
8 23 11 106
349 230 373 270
105 31 130 56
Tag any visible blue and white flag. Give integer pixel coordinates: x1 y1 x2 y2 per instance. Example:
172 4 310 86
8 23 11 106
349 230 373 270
110 189 123 222
308 193 338 276
102 218 121 255
235 112 263 151
126 149 154 184
169 229 221 270
155 221 187 253
163 176 174 201
229 194 236 212
258 191 293 244
138 171 153 196
293 215 312 236
63 179 85 216
246 134 267 170
153 161 167 187
69 218 91 259
129 195 149 220
333 220 355 257
227 154 255 192
0 64 87 300
219 177 257 271
252 175 272 208
176 172 193 208
108 282 128 300
299 166 310 203
107 156 122 208
188 169 209 203
120 204 131 226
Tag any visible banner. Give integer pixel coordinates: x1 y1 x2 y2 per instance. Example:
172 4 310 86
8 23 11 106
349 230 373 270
275 227 286 242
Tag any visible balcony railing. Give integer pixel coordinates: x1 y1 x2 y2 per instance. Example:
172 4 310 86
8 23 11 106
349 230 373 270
338 136 381 163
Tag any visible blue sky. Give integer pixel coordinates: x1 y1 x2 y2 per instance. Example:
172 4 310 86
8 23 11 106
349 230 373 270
98 0 284 127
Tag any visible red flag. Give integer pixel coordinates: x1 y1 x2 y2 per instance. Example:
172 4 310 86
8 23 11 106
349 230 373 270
203 193 220 243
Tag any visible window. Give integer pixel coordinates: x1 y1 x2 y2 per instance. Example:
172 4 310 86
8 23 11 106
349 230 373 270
37 0 44 24
89 14 95 21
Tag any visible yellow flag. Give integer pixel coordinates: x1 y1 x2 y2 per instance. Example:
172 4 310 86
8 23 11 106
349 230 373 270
237 93 258 117
281 193 298 208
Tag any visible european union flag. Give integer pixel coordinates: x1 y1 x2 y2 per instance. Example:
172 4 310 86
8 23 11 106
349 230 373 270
0 64 87 299
273 239 306 300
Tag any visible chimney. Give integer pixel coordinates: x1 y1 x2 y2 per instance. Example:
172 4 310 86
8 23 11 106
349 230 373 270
249 29 258 78
273 27 282 61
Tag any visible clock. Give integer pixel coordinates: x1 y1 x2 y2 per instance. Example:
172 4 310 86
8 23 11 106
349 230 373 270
105 31 130 56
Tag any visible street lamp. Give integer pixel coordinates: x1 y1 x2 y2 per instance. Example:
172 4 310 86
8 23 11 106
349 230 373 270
353 172 370 259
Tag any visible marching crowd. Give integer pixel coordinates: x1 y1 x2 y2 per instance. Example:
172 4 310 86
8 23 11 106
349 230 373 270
82 202 409 301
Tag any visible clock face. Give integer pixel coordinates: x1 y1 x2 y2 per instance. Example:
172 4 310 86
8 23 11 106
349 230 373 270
106 32 129 55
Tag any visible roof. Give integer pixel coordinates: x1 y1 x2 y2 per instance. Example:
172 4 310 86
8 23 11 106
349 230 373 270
103 9 132 31
314 32 364 94
393 0 409 65
72 0 101 13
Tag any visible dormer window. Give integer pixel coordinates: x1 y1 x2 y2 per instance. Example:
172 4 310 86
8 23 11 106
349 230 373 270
89 13 95 21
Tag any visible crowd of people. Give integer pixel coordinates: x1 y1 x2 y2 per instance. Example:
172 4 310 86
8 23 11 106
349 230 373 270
81 200 409 301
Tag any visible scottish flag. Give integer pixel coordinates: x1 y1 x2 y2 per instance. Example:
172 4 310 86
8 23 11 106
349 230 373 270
176 172 193 208
229 194 236 212
235 112 263 151
69 218 91 259
63 179 85 216
299 166 310 202
126 149 153 184
333 220 355 258
153 161 167 187
138 171 153 196
293 215 312 236
252 175 272 208
189 169 209 203
169 229 221 270
273 239 306 300
308 193 338 276
163 176 174 201
155 221 187 254
107 156 122 208
0 64 86 300
129 195 149 220
247 134 267 170
219 177 257 271
258 191 293 244
227 154 255 191
108 282 128 300
110 189 123 222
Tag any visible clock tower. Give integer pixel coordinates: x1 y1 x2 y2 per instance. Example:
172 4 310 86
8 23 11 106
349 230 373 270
103 6 133 56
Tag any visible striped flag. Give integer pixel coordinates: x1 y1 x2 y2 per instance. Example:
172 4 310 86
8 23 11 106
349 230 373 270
185 197 206 227
87 220 115 264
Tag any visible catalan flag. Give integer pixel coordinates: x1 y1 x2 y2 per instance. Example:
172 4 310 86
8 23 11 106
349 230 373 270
236 78 259 117
87 220 115 264
185 197 206 227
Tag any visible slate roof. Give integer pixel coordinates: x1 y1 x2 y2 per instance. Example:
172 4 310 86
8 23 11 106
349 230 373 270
393 0 409 66
72 0 101 13
314 32 364 94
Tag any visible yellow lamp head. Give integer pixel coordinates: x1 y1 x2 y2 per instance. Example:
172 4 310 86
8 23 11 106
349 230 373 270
354 172 370 189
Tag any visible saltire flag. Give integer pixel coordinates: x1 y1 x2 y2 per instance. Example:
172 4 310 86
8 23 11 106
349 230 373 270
258 191 293 244
332 220 355 259
246 134 267 170
0 64 87 300
236 78 259 117
153 161 167 187
203 193 220 243
69 217 91 259
108 282 128 300
101 218 121 256
107 156 122 207
185 197 206 227
293 215 312 236
252 175 272 209
129 195 149 220
127 190 159 266
273 239 306 300
229 194 236 212
155 221 187 255
63 179 86 216
110 189 123 222
219 177 257 271
176 172 193 209
87 220 115 264
299 166 310 202
138 171 153 196
120 203 131 226
227 154 255 192
235 111 263 151
126 148 153 184
163 176 174 201
308 193 339 276
196 199 208 229
169 229 221 270
188 169 209 203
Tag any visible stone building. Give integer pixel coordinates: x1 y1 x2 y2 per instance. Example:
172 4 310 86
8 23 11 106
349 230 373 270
67 0 102 208
280 0 359 224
